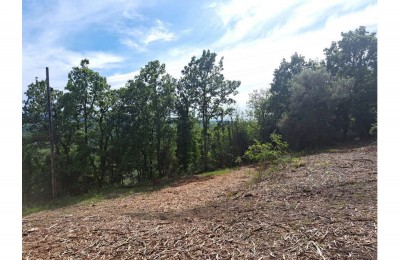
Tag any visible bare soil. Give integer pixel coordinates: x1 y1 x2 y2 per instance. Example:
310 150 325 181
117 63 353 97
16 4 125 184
23 142 377 259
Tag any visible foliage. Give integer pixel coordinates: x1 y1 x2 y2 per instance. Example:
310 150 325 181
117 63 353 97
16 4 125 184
324 26 377 138
198 168 232 177
244 133 288 164
278 68 355 149
179 50 240 171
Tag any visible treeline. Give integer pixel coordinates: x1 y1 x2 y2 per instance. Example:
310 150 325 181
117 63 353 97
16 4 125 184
248 26 377 149
22 26 376 203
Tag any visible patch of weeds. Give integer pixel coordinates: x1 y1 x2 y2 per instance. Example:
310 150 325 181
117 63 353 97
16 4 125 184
226 190 239 198
253 169 267 184
291 158 306 168
199 168 233 177
22 184 153 216
314 160 333 168
249 164 280 185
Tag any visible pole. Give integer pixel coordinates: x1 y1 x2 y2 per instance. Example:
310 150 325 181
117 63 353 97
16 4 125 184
46 67 56 199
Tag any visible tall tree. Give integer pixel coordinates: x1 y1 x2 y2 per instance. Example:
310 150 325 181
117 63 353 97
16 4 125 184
176 78 196 174
180 50 240 171
268 53 308 126
136 61 176 179
23 78 49 134
250 53 321 141
324 26 377 138
23 78 62 201
247 89 273 142
23 78 51 202
64 59 111 191
278 68 354 149
119 61 176 181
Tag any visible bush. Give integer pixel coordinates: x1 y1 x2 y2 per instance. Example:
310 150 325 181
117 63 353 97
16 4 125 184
244 133 288 164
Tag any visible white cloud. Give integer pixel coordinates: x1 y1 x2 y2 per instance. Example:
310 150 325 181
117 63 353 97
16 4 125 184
143 19 175 44
206 2 217 9
119 19 175 52
120 38 147 52
157 0 377 110
23 46 125 93
84 52 125 69
23 0 377 111
22 0 140 93
206 0 378 108
212 0 374 48
107 70 140 89
212 0 299 46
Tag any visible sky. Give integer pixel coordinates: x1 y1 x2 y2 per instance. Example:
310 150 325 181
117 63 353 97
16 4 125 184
22 0 377 109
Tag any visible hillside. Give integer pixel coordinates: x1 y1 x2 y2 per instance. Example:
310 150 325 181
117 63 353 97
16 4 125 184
22 142 377 259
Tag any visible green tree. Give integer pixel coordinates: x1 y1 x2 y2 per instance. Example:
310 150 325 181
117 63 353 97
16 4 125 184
324 26 377 138
23 78 49 134
23 78 63 201
252 53 321 141
176 77 197 174
180 50 240 171
210 107 235 168
63 59 111 191
137 62 176 178
247 89 273 142
278 68 353 149
23 78 50 202
269 53 308 120
116 61 176 181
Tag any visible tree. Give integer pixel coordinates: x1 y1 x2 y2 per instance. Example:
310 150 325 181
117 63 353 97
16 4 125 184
278 68 354 149
180 50 240 171
23 78 62 201
253 53 321 141
176 77 197 174
23 78 48 134
117 61 177 181
247 89 273 142
269 53 308 120
324 26 377 138
64 59 111 191
137 61 177 179
330 76 355 140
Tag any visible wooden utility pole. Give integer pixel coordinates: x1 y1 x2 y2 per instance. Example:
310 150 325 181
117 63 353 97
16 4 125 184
46 67 56 199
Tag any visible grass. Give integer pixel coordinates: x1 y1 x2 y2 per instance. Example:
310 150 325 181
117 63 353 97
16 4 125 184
22 184 164 217
290 157 306 168
248 155 304 185
198 168 233 177
23 167 236 217
23 193 103 216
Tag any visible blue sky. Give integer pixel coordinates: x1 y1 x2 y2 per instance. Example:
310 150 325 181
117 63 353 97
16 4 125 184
22 0 377 108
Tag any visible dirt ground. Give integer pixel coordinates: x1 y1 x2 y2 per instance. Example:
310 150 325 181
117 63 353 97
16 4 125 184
23 142 377 259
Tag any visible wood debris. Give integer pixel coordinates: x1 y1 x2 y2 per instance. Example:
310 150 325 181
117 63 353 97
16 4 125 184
23 142 377 259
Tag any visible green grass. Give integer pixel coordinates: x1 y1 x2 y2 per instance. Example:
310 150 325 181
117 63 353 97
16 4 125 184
22 184 165 217
198 168 233 177
23 193 103 216
290 157 306 168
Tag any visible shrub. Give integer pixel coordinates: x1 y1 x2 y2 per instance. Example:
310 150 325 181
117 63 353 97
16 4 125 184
244 133 288 164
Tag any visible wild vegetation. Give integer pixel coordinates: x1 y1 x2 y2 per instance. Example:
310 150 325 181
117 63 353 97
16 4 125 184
23 26 377 207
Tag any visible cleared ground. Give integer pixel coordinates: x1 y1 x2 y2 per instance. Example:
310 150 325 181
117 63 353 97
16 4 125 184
23 142 377 259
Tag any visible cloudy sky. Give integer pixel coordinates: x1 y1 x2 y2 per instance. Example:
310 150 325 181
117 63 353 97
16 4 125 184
22 0 377 108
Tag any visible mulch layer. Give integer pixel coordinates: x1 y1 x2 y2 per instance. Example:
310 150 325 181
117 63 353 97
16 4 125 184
23 142 377 259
